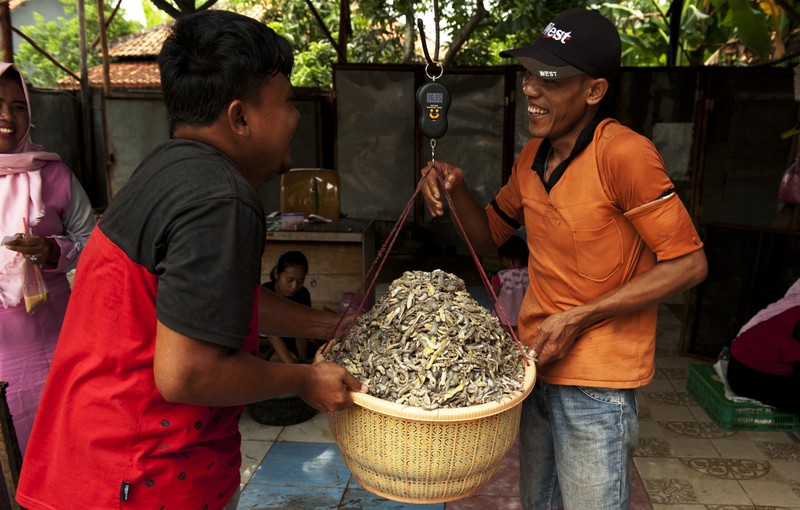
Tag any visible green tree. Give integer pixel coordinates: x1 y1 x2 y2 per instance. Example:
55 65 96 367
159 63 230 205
15 0 142 88
143 0 172 26
21 0 799 90
220 0 411 87
219 0 633 86
150 0 220 17
442 0 592 67
603 0 800 67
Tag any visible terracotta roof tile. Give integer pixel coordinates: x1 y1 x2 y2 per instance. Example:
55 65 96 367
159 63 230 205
107 25 171 59
59 5 268 90
59 62 161 89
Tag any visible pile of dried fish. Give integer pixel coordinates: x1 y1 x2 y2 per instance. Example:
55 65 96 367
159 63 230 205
325 269 526 410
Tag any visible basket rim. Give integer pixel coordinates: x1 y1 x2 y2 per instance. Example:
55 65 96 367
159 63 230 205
318 342 536 423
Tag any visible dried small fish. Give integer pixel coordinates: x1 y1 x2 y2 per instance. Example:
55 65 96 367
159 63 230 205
325 269 525 410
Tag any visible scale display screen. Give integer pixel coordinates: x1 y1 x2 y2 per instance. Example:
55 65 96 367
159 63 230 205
426 92 444 103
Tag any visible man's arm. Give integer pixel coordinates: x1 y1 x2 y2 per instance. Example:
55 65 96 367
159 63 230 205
153 320 366 411
533 249 708 365
420 161 498 253
259 289 350 340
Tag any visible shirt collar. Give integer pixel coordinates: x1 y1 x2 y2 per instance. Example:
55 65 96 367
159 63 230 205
531 111 607 192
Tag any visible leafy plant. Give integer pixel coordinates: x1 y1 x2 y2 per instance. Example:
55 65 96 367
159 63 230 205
15 0 800 90
15 0 142 88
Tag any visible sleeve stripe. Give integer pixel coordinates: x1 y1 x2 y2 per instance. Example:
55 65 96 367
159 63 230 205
490 199 521 230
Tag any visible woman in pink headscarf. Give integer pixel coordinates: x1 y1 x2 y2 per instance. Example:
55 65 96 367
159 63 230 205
0 63 95 454
728 277 800 413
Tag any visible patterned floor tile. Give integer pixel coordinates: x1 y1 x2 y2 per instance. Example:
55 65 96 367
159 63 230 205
636 435 719 458
643 376 677 392
246 442 350 488
770 460 800 483
678 457 771 480
738 478 800 507
237 484 344 509
276 411 335 443
655 355 699 370
240 439 273 486
711 437 778 461
650 505 707 509
644 390 697 407
445 495 522 510
655 366 688 381
635 457 752 505
657 421 736 440
339 487 444 509
641 399 699 421
240 409 283 441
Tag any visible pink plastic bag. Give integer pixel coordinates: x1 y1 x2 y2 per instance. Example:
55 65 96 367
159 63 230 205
779 157 800 204
22 258 48 313
20 217 48 313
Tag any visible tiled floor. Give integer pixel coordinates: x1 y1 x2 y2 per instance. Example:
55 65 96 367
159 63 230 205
235 302 800 509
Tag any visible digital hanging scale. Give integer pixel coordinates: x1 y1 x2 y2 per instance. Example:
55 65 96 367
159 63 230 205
416 80 450 139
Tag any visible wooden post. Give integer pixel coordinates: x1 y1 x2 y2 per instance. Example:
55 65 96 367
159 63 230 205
77 0 95 199
0 382 22 510
96 0 111 96
0 1 13 63
338 0 349 63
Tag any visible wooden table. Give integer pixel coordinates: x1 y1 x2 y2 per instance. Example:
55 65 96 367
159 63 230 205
262 218 376 312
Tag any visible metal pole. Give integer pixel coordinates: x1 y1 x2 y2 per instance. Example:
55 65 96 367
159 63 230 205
95 0 112 207
668 0 684 66
96 0 110 96
77 0 94 198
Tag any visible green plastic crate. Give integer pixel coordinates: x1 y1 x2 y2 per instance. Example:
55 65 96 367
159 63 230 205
686 364 800 432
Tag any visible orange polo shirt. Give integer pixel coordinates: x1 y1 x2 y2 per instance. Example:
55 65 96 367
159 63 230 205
487 118 703 388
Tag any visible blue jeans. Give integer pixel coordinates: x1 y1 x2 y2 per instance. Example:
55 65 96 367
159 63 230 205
519 382 638 510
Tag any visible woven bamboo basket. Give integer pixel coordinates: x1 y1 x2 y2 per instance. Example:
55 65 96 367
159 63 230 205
321 348 536 504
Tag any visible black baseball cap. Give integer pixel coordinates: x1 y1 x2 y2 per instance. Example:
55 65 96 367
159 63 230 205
500 8 621 81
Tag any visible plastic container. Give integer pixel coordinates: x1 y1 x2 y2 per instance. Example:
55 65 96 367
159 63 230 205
686 364 800 432
280 212 305 231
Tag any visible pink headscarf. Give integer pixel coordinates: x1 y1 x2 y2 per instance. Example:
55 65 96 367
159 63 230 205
0 63 62 307
737 277 800 335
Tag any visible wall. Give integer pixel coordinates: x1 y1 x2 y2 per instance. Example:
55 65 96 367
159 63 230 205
27 66 800 358
332 64 800 358
27 86 333 212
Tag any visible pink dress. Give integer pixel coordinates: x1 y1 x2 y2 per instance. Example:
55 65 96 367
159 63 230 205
492 266 530 327
0 162 94 455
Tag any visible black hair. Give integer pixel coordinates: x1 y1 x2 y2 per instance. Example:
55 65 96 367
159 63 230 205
157 10 294 134
270 250 309 282
1 67 23 87
498 235 528 266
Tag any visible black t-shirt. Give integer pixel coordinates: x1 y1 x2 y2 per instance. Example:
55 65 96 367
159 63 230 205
99 139 266 348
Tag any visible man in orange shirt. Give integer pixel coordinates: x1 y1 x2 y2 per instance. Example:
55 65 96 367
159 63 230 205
421 8 707 509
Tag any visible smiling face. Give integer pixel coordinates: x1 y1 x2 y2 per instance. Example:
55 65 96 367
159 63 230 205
239 74 300 187
0 74 30 154
522 71 605 149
